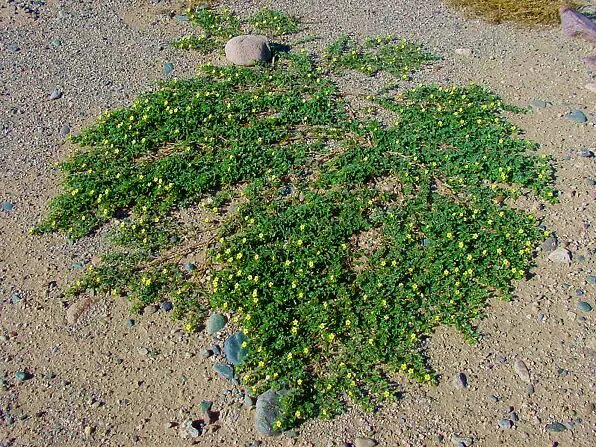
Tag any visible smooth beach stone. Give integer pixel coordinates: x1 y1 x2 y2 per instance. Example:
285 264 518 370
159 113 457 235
577 301 592 312
206 313 227 334
566 110 588 124
225 35 272 66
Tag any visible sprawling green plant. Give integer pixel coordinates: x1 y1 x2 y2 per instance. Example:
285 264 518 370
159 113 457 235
174 6 299 52
36 12 555 431
325 34 439 77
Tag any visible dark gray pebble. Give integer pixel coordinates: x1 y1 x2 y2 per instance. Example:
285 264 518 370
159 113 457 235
453 372 468 389
213 363 234 381
577 301 592 312
545 422 567 432
529 100 548 109
163 62 174 77
160 301 173 312
60 125 70 136
15 371 29 381
579 150 594 158
566 110 588 123
1 202 14 212
498 419 513 429
49 88 63 100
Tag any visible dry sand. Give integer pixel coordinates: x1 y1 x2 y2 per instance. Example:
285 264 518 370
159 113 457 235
0 0 594 446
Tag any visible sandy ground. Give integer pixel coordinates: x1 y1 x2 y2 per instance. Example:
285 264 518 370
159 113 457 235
0 0 594 446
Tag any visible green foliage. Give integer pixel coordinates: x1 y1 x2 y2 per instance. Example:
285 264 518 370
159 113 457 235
174 6 300 52
325 34 439 77
247 7 300 36
36 28 555 431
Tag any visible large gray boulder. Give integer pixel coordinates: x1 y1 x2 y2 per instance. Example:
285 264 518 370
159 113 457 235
225 35 272 66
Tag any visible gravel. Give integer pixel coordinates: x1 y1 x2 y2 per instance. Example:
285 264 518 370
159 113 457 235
1 0 594 446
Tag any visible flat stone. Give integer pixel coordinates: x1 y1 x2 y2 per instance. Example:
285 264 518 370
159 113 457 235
498 419 513 429
354 437 377 447
577 301 592 312
545 421 567 432
255 390 282 436
49 88 63 100
225 35 272 66
566 110 588 123
579 150 594 158
548 247 572 263
1 202 14 212
213 363 234 381
513 359 531 383
224 332 248 365
529 100 548 109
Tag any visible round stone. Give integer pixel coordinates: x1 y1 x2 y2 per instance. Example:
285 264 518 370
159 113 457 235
225 35 272 66
206 313 227 334
15 371 28 381
1 202 14 212
354 437 378 447
160 301 173 312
